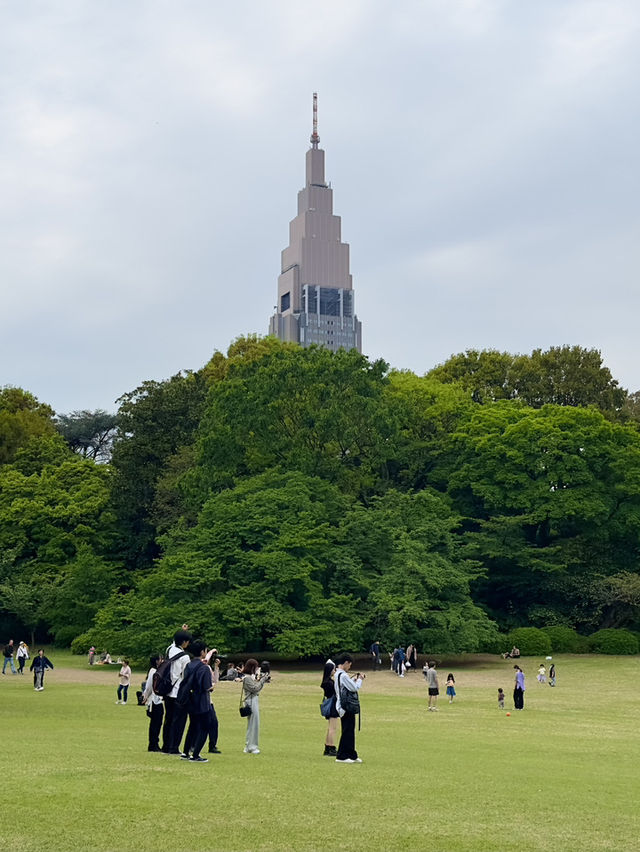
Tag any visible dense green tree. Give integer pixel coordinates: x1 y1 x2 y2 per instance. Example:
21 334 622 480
110 368 213 569
427 349 515 404
196 341 397 500
510 346 627 413
445 403 640 629
0 387 57 465
383 371 473 491
0 434 118 641
79 468 498 660
428 346 627 417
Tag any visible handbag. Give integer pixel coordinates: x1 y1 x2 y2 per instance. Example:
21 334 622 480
239 683 252 717
320 694 336 719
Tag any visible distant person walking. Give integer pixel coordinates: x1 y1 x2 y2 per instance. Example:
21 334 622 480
549 663 556 687
334 653 364 764
116 659 131 704
498 688 505 709
513 665 525 710
425 661 439 711
30 649 54 691
537 664 546 684
2 640 17 675
406 643 418 672
16 641 29 675
369 641 381 670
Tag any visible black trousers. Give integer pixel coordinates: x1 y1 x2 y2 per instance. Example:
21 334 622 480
336 712 358 761
184 704 219 754
513 687 524 710
161 696 175 751
148 702 164 750
183 711 209 759
169 704 189 753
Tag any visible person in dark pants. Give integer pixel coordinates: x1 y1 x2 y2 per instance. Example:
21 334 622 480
513 665 525 710
369 641 381 670
334 653 364 764
161 628 192 754
142 655 164 752
30 649 54 690
178 640 213 763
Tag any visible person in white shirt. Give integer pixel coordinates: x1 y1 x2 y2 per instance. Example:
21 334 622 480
161 628 192 754
334 653 365 764
142 655 164 752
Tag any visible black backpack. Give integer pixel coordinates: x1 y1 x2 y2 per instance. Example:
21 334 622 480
152 651 188 697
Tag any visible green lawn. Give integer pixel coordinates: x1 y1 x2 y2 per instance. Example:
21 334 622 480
1 652 638 851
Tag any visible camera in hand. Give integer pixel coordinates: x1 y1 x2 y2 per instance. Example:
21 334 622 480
260 660 271 680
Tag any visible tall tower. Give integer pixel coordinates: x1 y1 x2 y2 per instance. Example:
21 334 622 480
269 95 362 353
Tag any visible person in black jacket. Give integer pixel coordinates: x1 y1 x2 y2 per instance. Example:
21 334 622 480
321 660 338 757
30 649 54 691
178 641 213 763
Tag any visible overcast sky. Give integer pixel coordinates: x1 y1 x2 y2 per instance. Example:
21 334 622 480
2 1 639 414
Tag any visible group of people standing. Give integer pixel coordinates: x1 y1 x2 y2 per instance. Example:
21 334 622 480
140 628 270 763
3 639 54 690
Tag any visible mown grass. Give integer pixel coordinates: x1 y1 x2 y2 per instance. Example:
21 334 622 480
1 651 638 852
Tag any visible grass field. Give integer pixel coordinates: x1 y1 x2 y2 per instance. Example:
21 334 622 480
1 651 638 852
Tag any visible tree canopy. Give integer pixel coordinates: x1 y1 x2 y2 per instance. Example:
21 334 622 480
4 339 640 656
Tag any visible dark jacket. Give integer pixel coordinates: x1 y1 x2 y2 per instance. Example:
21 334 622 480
30 655 54 672
178 659 212 715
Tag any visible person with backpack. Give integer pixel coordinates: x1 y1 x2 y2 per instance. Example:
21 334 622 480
142 655 164 752
160 628 192 754
334 653 364 764
177 640 213 763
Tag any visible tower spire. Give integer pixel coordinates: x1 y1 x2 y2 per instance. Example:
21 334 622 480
310 92 320 148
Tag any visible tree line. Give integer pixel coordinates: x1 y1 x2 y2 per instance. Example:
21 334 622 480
2 339 640 659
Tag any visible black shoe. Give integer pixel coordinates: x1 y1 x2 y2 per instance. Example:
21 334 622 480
189 756 208 763
148 746 162 752
208 747 222 754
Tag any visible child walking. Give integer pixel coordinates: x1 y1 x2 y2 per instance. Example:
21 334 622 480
116 659 131 704
537 664 546 684
446 673 456 703
498 688 505 709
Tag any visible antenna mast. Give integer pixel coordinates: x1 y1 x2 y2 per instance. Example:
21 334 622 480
310 92 320 148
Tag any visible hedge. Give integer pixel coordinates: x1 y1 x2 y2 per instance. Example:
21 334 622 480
587 629 639 655
506 627 552 656
541 625 589 653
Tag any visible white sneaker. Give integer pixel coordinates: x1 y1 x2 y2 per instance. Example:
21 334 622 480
115 701 120 704
353 758 363 763
335 758 354 763
250 748 260 754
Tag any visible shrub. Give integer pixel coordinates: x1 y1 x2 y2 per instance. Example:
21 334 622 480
587 629 639 655
506 627 551 656
541 625 589 653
